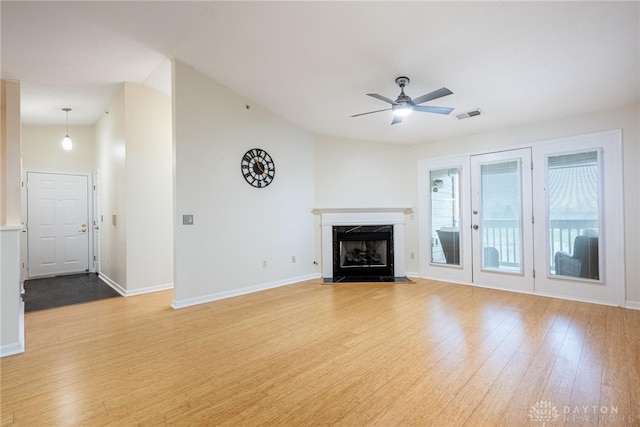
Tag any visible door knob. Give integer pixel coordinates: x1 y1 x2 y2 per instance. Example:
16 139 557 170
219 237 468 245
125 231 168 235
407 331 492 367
472 224 479 230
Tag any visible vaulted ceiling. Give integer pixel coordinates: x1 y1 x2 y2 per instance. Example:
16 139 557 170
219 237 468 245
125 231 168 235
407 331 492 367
2 1 638 145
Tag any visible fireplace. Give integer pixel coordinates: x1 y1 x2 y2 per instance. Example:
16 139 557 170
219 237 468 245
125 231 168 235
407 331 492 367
317 208 408 283
333 225 393 281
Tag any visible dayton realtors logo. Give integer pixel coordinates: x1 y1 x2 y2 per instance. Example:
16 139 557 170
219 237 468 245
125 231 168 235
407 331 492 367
529 400 560 425
529 400 636 424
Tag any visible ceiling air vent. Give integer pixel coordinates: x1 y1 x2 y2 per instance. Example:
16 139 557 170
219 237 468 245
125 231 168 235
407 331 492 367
455 109 483 120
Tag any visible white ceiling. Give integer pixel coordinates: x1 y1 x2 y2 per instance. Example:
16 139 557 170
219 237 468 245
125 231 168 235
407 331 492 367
2 1 638 145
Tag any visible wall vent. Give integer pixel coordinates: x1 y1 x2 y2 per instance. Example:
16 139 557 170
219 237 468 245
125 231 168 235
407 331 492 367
455 109 484 120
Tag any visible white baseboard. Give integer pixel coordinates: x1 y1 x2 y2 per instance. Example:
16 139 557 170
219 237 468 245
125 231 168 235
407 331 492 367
99 273 125 295
98 274 173 297
171 273 321 310
126 282 174 296
0 341 24 358
626 300 640 310
1 301 25 358
416 274 627 308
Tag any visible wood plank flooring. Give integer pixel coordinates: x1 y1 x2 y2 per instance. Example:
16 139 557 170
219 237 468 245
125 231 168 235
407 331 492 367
1 278 639 426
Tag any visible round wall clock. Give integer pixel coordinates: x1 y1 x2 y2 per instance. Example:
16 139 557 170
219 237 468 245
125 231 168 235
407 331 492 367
240 148 275 188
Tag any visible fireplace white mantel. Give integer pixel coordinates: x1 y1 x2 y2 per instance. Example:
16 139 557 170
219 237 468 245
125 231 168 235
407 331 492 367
316 208 409 279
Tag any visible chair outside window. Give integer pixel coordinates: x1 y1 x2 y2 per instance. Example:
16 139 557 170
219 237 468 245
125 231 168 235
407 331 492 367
436 228 460 265
554 235 599 280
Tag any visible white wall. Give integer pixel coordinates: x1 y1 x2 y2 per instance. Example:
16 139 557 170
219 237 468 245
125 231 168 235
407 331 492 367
314 135 412 208
1 80 21 225
94 83 174 294
406 102 640 305
313 134 417 275
124 83 173 292
95 88 127 288
172 61 316 307
1 80 24 356
21 125 95 173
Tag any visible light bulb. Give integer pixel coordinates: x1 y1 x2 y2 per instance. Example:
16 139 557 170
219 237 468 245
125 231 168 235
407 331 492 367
62 135 73 150
393 105 412 117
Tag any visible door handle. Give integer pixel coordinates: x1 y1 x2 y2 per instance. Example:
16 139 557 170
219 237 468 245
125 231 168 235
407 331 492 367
472 224 479 230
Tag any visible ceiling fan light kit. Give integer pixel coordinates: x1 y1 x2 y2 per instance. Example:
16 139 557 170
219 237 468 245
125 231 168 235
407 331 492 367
352 76 455 125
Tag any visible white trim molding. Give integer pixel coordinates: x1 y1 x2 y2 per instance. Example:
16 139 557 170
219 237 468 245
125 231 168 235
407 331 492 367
99 273 173 297
0 301 25 358
316 208 408 279
171 273 320 310
1 225 25 357
626 301 640 311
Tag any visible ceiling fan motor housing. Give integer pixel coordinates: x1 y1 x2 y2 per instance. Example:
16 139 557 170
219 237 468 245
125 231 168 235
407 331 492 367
394 77 413 104
395 76 410 87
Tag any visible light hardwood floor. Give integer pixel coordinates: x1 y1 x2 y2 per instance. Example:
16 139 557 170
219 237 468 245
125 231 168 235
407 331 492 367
1 278 639 426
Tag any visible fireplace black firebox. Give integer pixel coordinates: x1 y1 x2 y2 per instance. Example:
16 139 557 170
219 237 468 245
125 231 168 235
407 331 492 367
332 225 394 282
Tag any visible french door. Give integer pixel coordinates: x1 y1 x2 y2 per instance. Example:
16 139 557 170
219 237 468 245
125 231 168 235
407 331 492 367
470 149 534 292
421 130 624 306
531 131 623 305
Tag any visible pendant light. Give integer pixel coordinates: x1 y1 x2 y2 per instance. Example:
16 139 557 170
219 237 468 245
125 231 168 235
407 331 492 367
61 108 73 150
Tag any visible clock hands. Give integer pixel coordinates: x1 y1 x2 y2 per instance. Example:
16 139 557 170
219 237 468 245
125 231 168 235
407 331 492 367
254 157 271 178
241 149 275 188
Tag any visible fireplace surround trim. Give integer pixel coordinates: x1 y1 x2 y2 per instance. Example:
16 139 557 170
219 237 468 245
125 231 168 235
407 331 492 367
318 208 407 279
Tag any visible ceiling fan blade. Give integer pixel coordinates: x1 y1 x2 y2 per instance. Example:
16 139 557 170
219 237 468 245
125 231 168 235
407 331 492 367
411 87 453 105
412 105 455 115
350 108 392 118
367 93 397 105
391 115 403 125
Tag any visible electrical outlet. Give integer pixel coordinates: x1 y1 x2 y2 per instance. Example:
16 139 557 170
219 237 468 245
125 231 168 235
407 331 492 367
291 256 296 263
262 260 267 268
182 214 194 225
411 252 415 260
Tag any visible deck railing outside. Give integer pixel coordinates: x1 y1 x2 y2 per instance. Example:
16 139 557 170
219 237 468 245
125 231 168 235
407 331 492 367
483 219 598 268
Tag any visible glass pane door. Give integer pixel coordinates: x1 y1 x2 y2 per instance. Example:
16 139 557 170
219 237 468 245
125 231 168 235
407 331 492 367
547 151 600 280
480 160 522 272
420 155 472 284
471 149 534 291
533 130 622 305
430 168 461 266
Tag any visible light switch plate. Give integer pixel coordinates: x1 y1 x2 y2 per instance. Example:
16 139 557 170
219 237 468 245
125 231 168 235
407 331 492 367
183 214 194 225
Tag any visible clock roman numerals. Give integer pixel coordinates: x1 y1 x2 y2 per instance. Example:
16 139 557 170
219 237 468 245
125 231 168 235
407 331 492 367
240 148 275 188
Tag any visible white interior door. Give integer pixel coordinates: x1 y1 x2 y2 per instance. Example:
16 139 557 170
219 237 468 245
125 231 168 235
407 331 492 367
470 149 534 291
27 172 89 278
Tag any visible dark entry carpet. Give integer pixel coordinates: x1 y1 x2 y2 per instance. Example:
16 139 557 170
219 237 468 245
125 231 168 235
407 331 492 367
23 273 121 312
